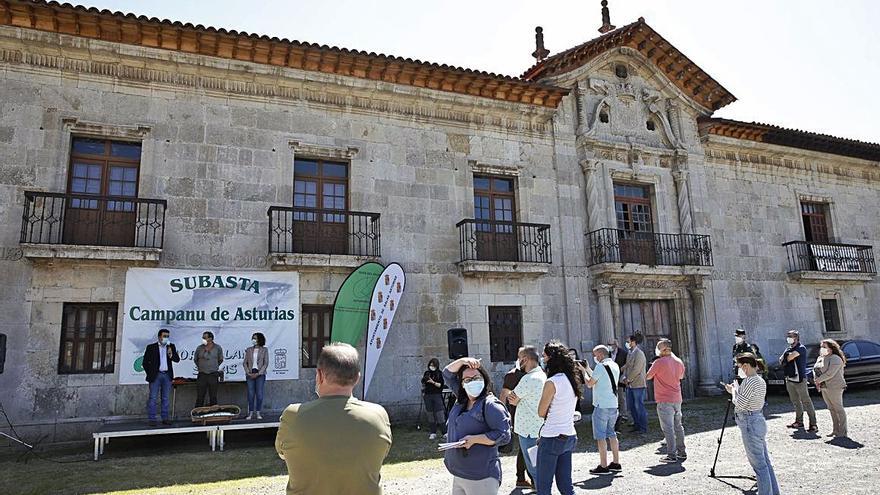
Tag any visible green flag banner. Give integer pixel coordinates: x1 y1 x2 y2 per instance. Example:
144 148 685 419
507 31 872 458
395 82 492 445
330 262 384 346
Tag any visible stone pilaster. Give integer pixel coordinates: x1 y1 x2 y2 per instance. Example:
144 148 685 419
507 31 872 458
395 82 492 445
672 167 693 235
596 283 615 345
690 285 719 395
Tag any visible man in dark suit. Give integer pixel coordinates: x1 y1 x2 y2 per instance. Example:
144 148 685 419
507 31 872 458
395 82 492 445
143 328 180 426
608 339 629 430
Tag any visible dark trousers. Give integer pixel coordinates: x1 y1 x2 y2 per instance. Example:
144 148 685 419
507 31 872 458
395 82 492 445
195 372 219 408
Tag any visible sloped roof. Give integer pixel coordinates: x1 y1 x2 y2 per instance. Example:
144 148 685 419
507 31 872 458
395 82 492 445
522 18 736 112
699 117 880 162
0 0 569 108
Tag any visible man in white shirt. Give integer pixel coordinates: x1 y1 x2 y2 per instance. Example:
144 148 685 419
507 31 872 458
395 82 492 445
585 345 622 475
507 345 546 483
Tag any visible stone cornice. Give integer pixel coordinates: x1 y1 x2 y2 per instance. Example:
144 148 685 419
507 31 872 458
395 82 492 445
703 135 880 182
0 28 557 136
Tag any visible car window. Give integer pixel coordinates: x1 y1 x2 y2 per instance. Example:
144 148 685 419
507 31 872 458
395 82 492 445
842 343 860 360
856 342 880 359
805 345 821 361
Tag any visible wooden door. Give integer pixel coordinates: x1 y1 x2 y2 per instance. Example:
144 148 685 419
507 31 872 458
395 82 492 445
619 299 682 402
615 183 656 265
801 202 830 243
474 175 518 261
293 159 349 255
63 138 141 247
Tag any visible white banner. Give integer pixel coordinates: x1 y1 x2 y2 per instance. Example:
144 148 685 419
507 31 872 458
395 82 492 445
120 268 300 384
363 263 405 398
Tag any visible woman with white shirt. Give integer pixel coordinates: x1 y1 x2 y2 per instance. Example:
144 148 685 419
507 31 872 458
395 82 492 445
535 341 582 495
724 353 779 495
243 332 268 420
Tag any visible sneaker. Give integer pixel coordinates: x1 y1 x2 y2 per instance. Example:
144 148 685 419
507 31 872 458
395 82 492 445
676 452 688 461
807 425 819 433
255 412 263 420
443 433 448 439
429 433 437 440
515 479 533 488
660 455 678 463
607 462 622 472
786 422 803 429
589 465 611 475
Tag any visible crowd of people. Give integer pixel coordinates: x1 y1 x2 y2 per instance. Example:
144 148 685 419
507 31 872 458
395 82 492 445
139 326 853 495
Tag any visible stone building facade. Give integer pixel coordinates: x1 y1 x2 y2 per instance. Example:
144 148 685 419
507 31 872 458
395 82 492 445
0 1 877 441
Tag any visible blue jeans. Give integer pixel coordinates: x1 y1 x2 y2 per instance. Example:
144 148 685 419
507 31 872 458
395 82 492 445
147 371 172 421
247 374 266 412
736 411 780 495
627 387 647 432
518 435 539 483
536 435 577 495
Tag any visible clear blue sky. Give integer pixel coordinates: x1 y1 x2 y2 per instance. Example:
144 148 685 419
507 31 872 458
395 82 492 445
80 0 878 144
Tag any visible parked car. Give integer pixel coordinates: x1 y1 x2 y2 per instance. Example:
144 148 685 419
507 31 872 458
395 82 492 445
766 339 880 392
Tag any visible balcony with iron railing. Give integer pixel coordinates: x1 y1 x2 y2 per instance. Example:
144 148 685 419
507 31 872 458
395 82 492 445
585 228 713 276
456 219 552 276
267 206 381 269
19 191 166 261
783 240 876 282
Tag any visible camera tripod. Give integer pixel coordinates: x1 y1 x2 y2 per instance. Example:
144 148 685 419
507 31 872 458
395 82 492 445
709 399 756 481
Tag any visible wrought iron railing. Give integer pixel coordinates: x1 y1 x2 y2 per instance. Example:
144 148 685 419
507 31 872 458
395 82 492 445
268 206 381 257
783 241 876 274
585 228 712 267
20 191 166 248
457 219 552 263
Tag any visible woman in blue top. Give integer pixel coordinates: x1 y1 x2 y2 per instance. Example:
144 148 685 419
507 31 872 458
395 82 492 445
443 357 512 495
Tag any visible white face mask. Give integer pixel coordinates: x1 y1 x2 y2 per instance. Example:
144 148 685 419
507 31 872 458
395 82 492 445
625 342 632 350
463 380 485 398
202 338 209 346
820 347 830 357
786 337 795 345
252 339 258 346
735 336 744 345
428 366 437 371
738 367 747 379
593 356 601 365
655 347 662 357
160 337 169 345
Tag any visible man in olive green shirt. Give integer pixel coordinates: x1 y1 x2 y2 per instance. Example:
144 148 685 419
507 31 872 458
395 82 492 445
275 342 392 495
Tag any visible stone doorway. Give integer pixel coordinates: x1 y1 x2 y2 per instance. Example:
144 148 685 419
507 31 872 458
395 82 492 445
619 299 678 402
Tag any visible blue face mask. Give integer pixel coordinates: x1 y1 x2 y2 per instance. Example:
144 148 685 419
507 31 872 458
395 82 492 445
160 337 169 345
539 357 547 370
463 380 485 398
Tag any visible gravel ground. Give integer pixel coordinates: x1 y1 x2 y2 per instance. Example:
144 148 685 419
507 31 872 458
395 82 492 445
382 389 879 495
1 389 876 495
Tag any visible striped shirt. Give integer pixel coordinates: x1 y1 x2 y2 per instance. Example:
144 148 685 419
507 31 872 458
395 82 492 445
733 375 766 412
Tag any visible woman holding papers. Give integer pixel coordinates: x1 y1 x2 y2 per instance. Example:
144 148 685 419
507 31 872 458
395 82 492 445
442 357 511 494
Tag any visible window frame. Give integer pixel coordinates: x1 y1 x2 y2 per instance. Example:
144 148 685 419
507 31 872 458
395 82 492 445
820 298 843 334
293 158 350 214
58 302 118 374
800 201 831 243
488 306 523 363
67 137 142 202
301 304 333 368
473 174 517 228
613 182 654 233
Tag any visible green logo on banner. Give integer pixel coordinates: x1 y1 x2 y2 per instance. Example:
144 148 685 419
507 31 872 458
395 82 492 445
331 262 384 346
134 355 144 372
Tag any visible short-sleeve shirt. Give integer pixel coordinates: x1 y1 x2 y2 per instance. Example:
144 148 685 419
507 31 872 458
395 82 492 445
648 355 685 403
512 367 547 438
275 396 392 495
592 358 620 409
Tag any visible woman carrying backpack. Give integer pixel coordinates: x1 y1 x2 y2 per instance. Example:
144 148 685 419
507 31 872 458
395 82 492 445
442 357 512 495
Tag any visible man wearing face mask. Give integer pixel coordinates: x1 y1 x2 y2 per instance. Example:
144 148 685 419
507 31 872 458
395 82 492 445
584 345 621 475
622 332 648 434
779 329 817 432
275 342 392 495
646 339 687 462
733 329 766 382
506 346 546 486
499 349 532 488
194 331 224 408
142 328 180 426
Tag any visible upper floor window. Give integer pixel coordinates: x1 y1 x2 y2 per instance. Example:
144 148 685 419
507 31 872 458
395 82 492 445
473 175 517 261
488 306 522 363
292 159 349 254
614 183 653 233
801 201 830 243
821 299 842 333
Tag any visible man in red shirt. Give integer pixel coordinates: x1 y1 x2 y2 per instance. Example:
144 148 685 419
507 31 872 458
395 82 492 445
646 338 686 463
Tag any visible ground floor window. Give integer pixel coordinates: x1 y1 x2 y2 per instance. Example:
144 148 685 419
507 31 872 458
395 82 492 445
488 306 522 363
821 298 842 333
302 305 333 368
59 303 118 374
